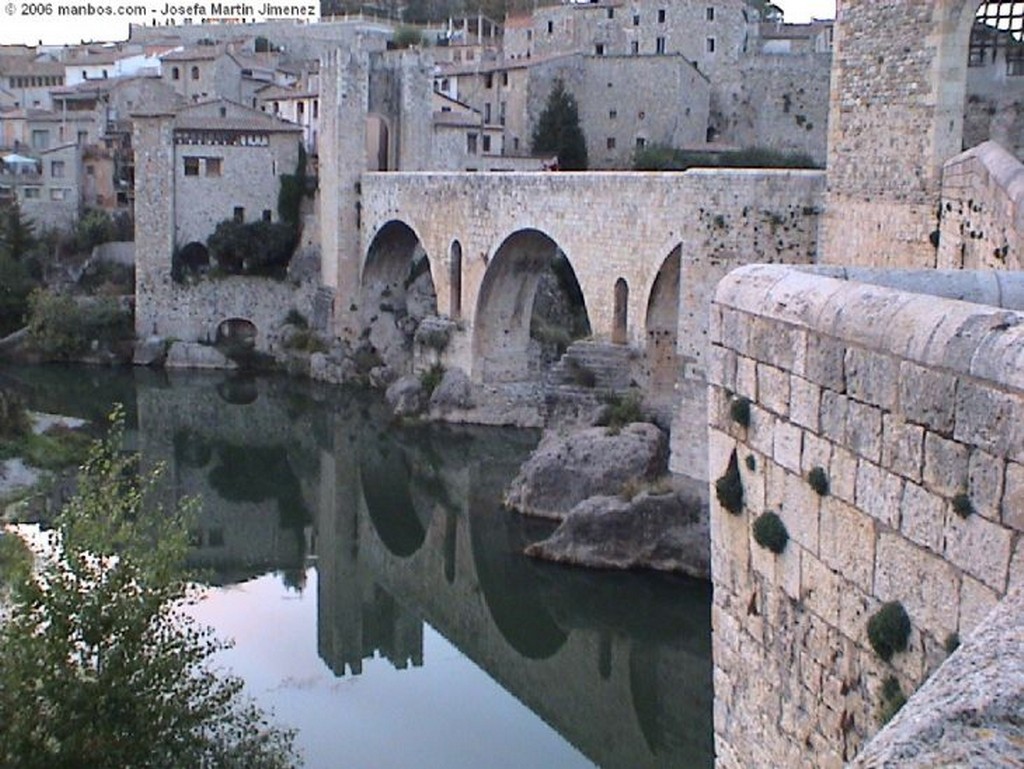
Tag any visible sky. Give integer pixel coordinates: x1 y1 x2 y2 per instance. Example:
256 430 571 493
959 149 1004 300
0 0 837 47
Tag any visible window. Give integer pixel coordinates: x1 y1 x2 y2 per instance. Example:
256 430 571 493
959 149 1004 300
482 135 491 153
172 66 180 80
102 69 108 78
485 73 493 88
313 99 319 118
658 9 666 23
184 157 199 176
30 129 49 149
467 132 478 154
607 137 616 149
633 13 639 26
484 102 492 122
499 101 506 126
706 37 716 53
262 209 272 221
656 36 666 54
547 20 553 34
502 71 508 86
513 136 520 151
77 130 88 145
191 66 199 80
50 188 67 201
85 164 95 176
595 43 605 55
1009 45 1024 76
631 40 639 54
607 7 614 18
706 6 714 21
205 157 221 176
50 160 65 178
609 109 617 119
233 206 244 223
23 187 40 199
636 137 647 149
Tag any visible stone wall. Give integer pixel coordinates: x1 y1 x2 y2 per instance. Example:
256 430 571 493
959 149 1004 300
708 264 1024 768
937 140 1024 271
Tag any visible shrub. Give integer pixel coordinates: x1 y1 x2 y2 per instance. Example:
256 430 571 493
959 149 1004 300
0 389 30 441
878 675 907 725
808 466 830 496
715 450 744 515
952 492 974 519
392 25 425 48
26 290 132 359
207 220 296 279
633 143 820 171
75 208 117 253
420 363 444 396
752 511 788 554
745 454 757 471
597 391 645 430
867 601 911 662
284 308 308 328
729 396 751 428
0 254 36 336
283 327 327 354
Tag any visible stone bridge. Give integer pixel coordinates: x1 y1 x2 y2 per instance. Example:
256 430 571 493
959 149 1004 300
347 170 825 387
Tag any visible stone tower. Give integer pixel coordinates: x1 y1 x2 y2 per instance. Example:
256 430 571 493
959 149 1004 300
820 0 980 267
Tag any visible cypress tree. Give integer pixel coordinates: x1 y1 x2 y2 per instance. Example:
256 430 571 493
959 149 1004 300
531 79 588 170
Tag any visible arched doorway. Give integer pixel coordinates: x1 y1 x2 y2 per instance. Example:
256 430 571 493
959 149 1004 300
473 229 591 383
613 278 629 344
449 240 463 319
644 246 681 399
963 2 1024 157
362 220 438 377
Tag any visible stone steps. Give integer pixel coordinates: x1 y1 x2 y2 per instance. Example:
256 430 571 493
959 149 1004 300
547 340 635 393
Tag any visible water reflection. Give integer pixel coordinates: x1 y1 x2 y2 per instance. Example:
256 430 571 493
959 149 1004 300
3 366 713 769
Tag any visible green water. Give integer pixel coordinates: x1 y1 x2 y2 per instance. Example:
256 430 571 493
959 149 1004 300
1 365 713 769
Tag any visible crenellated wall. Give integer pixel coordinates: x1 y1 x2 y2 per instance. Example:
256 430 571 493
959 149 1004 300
707 264 1024 768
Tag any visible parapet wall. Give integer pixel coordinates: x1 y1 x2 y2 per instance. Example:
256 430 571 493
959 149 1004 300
708 265 1024 768
938 141 1024 271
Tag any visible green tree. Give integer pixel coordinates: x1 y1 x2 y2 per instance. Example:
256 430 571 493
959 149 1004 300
0 409 300 769
531 79 588 170
0 200 37 263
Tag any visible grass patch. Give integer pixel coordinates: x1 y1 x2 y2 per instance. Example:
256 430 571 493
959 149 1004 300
420 364 445 397
878 675 907 725
597 391 645 431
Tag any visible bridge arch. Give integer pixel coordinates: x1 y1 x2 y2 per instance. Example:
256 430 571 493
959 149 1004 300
643 245 681 398
473 228 591 384
613 278 629 345
362 219 438 375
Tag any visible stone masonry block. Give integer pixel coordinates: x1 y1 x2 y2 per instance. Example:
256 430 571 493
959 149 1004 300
790 375 821 431
781 469 821 555
766 460 787 512
736 355 758 400
837 582 872 647
820 390 848 446
801 553 841 625
1011 537 1024 590
954 380 1024 463
967 448 1003 523
719 307 753 356
958 575 1000 637
1002 461 1024 533
875 533 960 639
844 347 899 411
801 334 846 391
945 510 1012 592
881 415 924 483
801 432 832 476
855 461 903 529
749 317 805 370
747 404 776 458
739 449 766 512
707 345 737 390
900 481 945 554
922 432 970 497
819 497 875 593
846 400 883 464
899 362 956 434
830 446 859 505
774 421 803 474
758 363 791 418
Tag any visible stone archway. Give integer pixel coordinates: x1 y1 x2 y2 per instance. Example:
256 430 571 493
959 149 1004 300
473 228 591 384
613 278 629 345
449 239 463 320
362 220 438 377
963 2 1024 157
644 246 681 399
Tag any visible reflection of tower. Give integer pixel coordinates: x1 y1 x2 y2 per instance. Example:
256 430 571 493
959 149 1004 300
316 431 424 677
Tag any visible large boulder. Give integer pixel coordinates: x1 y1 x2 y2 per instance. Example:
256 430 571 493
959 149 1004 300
386 374 426 417
504 422 667 519
429 367 474 413
524 487 709 577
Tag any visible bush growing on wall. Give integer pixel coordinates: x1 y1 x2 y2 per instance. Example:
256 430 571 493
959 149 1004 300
207 220 296 279
867 601 911 662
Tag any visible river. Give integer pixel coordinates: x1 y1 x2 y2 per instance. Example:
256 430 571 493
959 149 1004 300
1 364 713 769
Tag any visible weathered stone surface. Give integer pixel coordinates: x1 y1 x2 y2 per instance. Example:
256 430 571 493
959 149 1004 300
133 335 168 367
428 367 474 413
165 342 236 370
504 422 668 520
385 374 425 417
524 487 709 577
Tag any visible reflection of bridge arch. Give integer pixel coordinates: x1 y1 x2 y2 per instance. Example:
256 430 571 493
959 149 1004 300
359 444 431 558
473 228 590 384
